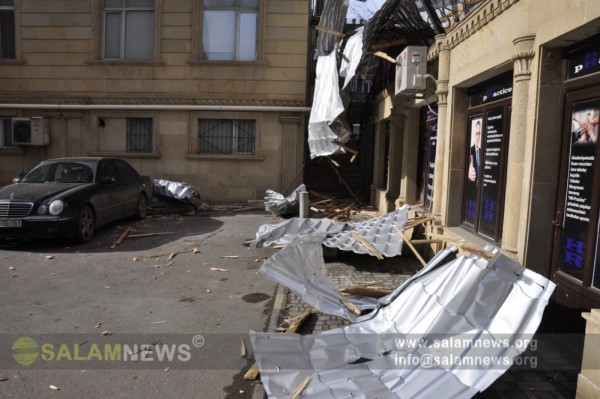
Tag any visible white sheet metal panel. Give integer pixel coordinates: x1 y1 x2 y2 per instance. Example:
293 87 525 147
250 250 555 398
340 27 364 89
308 52 347 158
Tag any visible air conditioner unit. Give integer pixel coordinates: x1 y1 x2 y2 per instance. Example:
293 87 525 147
395 46 427 96
11 117 49 146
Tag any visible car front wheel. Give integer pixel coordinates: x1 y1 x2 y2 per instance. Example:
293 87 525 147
135 193 147 220
75 205 95 243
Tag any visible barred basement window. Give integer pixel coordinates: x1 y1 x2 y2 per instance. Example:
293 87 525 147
198 119 255 155
127 117 153 153
0 117 13 148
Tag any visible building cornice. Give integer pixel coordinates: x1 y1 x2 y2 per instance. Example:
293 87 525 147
0 95 306 108
429 0 520 60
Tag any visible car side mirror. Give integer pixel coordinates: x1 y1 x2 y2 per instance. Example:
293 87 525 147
100 176 116 185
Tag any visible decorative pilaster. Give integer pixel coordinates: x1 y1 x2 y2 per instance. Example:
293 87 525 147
501 34 536 257
432 34 450 219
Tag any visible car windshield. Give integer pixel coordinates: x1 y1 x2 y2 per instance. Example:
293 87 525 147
21 162 94 184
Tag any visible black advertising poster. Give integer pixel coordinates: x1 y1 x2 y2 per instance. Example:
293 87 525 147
463 116 483 226
425 123 437 210
478 108 504 239
560 99 599 280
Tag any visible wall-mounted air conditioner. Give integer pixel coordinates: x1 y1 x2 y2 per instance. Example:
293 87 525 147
395 46 428 96
11 117 50 146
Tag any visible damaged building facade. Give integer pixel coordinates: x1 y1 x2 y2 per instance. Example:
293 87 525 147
0 0 309 204
359 0 600 315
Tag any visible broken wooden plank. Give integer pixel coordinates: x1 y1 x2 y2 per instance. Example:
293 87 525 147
373 50 397 63
429 233 496 260
111 226 132 249
243 363 261 381
394 227 428 267
286 309 314 334
342 299 361 315
233 204 264 213
314 24 345 37
290 377 312 399
244 309 314 381
352 231 384 260
341 286 393 298
133 248 200 262
127 232 175 239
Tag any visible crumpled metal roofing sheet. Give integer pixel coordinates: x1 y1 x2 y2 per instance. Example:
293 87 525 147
250 249 555 398
308 51 348 158
250 206 409 258
250 217 349 249
323 205 408 257
259 234 372 321
264 184 306 216
152 179 200 200
340 27 364 90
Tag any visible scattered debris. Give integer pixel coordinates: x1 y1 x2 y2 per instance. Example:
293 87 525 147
151 321 166 324
49 385 60 391
250 246 556 398
45 255 56 260
151 179 203 215
290 377 312 399
8 266 15 270
210 268 229 272
101 330 112 337
0 378 9 382
251 205 409 258
219 255 238 260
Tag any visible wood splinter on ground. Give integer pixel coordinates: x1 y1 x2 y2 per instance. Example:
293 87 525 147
133 248 200 262
111 226 132 249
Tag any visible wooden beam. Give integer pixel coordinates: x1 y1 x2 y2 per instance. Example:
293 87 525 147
395 227 428 267
373 50 397 63
352 232 383 260
314 24 346 38
369 37 408 51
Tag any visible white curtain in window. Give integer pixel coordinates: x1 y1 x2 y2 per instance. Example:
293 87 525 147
238 12 257 61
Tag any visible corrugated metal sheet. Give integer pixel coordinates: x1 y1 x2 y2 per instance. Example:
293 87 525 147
250 248 555 398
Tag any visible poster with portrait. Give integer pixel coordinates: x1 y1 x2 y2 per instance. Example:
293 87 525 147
463 116 483 226
560 99 600 281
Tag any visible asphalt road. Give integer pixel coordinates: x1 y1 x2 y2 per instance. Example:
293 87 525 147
0 209 280 399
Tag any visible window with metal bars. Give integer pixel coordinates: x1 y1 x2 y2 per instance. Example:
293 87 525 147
127 117 153 153
197 119 255 155
0 0 15 59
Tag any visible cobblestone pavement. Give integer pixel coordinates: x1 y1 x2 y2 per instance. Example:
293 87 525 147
278 250 580 399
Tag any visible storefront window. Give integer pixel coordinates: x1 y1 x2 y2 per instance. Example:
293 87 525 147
559 98 600 282
462 73 512 242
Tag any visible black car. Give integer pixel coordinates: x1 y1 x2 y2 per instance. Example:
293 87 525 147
0 157 152 243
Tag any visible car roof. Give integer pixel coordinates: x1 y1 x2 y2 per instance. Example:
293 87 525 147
38 157 123 164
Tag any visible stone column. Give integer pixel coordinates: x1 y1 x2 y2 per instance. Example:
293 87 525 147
279 116 303 194
501 34 536 256
432 34 449 219
386 109 404 211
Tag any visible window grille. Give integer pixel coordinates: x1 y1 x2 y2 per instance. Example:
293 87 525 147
127 117 153 153
198 119 255 155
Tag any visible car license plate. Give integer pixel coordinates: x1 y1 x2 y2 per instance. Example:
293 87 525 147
0 219 22 228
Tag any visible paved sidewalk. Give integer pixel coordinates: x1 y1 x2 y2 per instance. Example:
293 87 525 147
269 250 580 399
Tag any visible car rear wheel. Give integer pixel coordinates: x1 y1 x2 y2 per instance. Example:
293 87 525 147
135 193 147 220
75 205 95 243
